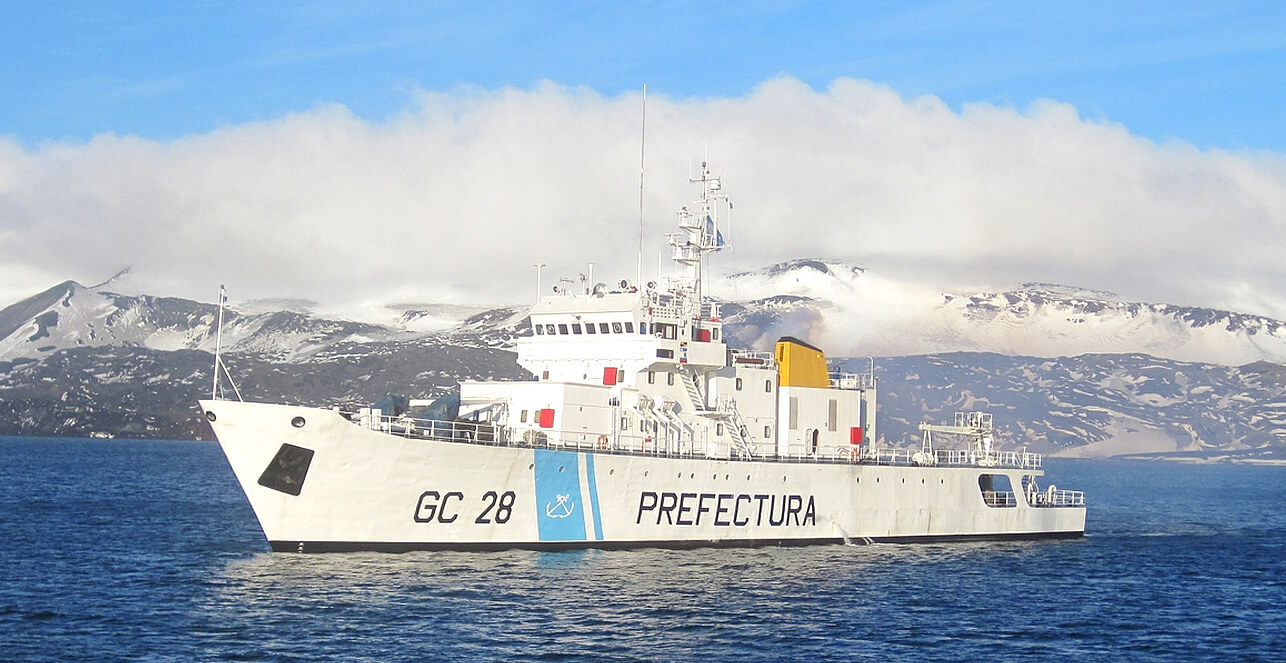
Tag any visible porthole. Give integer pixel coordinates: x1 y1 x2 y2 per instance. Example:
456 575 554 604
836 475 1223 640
291 416 306 428
529 463 534 470
205 411 217 422
725 474 730 480
559 466 565 472
712 474 717 480
644 471 649 477
782 475 787 482
677 473 682 479
921 478 926 484
746 475 751 481
610 469 615 475
690 473 695 479
901 478 906 484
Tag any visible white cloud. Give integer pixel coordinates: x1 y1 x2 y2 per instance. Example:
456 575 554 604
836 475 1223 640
2 77 1285 321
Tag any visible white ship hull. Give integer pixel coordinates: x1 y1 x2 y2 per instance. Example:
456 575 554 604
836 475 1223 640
201 400 1085 552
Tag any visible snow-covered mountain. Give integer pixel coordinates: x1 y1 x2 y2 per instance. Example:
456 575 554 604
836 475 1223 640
715 259 1286 366
0 279 527 364
3 265 1286 459
6 261 1286 367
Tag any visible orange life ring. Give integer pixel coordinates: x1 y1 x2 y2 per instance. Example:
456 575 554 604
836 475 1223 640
596 435 608 449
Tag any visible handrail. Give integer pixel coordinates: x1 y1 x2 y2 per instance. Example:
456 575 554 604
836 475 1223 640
341 410 1075 489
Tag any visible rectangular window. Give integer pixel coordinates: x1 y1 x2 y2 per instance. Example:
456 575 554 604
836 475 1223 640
764 425 772 439
621 417 630 431
657 349 674 359
789 397 799 430
667 373 675 386
735 377 743 391
586 323 597 334
717 423 724 436
624 322 634 333
647 371 655 384
571 323 582 334
520 410 528 423
534 325 544 335
828 399 838 432
558 323 569 334
599 323 610 334
765 379 773 393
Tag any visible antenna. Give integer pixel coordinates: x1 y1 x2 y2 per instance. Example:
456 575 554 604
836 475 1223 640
212 285 224 400
636 84 647 287
210 285 243 402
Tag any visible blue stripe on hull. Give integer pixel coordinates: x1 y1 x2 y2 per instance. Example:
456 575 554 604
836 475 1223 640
585 453 604 541
532 449 586 542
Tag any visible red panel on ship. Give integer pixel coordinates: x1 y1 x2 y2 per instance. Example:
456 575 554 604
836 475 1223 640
538 408 555 428
850 427 863 445
603 367 618 385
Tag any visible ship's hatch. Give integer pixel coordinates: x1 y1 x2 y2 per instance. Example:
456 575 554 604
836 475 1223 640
258 443 315 496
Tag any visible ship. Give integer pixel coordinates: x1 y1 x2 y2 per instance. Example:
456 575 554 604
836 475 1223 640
200 162 1086 552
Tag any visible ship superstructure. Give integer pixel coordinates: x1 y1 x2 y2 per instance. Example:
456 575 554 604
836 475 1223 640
200 163 1085 552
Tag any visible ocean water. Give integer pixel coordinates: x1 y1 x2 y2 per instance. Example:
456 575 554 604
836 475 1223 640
1 437 1283 662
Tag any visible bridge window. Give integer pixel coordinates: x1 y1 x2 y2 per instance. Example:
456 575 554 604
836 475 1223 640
534 325 544 335
558 323 569 335
585 323 596 334
625 322 634 333
571 323 582 334
599 323 610 334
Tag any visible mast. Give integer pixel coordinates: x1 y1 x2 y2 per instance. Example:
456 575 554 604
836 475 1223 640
212 285 225 400
667 160 729 305
637 84 647 288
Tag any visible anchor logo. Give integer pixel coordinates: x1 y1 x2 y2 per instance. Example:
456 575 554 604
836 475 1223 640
544 494 576 519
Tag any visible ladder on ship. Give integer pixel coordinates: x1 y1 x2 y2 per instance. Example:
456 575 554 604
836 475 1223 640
719 397 754 459
683 371 707 412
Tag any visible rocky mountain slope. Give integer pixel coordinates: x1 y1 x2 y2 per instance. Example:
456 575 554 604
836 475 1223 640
2 264 1285 459
717 260 1286 365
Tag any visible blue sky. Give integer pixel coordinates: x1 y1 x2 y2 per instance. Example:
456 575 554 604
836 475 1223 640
2 1 1286 325
4 1 1284 149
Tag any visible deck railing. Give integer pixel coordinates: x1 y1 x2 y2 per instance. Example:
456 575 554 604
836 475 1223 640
346 410 1063 477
